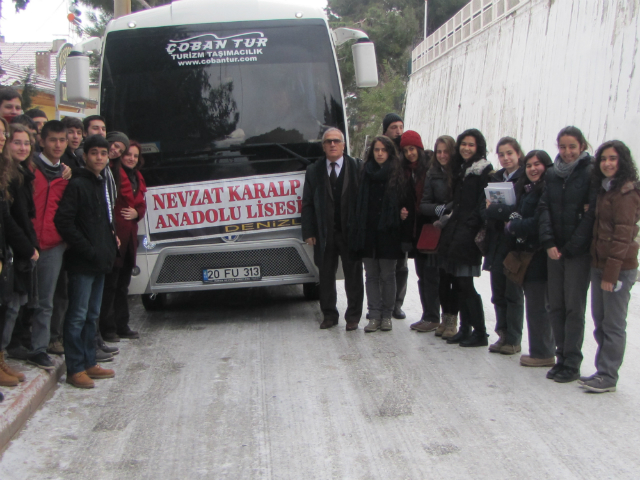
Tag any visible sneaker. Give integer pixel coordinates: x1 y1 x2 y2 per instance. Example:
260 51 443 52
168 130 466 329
546 363 563 379
66 371 95 389
47 340 64 355
6 345 30 360
364 319 380 332
489 330 506 353
410 318 426 330
380 318 393 331
97 339 119 355
578 373 597 386
554 366 580 383
96 349 114 363
582 376 616 393
413 320 439 332
27 352 55 371
520 355 556 367
117 329 140 339
500 344 521 355
86 365 115 379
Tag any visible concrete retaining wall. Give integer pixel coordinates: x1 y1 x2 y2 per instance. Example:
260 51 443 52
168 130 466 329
405 0 640 163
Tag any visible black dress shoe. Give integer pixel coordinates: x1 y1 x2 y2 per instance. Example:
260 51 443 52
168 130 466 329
554 366 580 383
392 307 406 319
546 363 563 379
117 329 140 339
345 322 359 331
319 319 339 329
102 332 121 343
459 330 489 347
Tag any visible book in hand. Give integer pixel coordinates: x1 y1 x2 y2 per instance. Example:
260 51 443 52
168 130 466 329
485 182 516 206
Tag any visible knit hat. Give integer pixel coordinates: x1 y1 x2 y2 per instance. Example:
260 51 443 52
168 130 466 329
399 130 424 150
382 113 403 135
106 131 130 151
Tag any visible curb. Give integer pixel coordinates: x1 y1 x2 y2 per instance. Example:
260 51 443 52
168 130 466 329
0 356 65 451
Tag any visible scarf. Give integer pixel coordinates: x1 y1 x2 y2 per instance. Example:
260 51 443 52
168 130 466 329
554 151 589 178
33 154 62 182
122 165 139 194
406 161 425 209
351 160 400 251
602 177 614 192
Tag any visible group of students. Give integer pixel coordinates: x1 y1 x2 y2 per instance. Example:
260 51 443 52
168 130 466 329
0 87 147 394
309 112 638 394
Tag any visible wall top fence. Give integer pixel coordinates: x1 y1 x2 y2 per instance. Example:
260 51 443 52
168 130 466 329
411 0 530 74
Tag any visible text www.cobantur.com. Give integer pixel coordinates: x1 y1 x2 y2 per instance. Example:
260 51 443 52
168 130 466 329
177 56 258 66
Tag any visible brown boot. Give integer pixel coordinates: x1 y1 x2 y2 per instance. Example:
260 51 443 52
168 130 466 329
434 313 447 336
86 365 115 379
489 330 506 353
441 314 458 339
66 371 95 389
0 365 19 387
0 351 25 382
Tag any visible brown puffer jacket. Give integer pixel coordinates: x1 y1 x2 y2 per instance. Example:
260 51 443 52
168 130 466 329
591 180 640 283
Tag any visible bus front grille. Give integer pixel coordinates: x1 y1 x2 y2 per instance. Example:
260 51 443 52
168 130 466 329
155 247 310 284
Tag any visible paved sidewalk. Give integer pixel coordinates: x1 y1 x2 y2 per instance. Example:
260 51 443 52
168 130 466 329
0 355 65 450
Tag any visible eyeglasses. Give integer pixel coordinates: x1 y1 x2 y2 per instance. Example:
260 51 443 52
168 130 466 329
323 139 344 145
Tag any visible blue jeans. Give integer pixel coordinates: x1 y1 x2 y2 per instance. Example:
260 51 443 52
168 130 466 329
63 273 105 376
31 244 66 355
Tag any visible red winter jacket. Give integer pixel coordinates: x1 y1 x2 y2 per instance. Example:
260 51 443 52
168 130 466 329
32 166 68 250
114 167 147 267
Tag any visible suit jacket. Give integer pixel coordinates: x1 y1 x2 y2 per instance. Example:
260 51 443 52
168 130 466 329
301 154 360 265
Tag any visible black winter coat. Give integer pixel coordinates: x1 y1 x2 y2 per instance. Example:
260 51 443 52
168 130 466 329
54 169 117 275
61 147 84 171
350 161 408 260
505 182 548 282
420 162 453 220
439 159 493 266
8 164 40 294
482 167 524 270
538 155 597 258
301 154 360 266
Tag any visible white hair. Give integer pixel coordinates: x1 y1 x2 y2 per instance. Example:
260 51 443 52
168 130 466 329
322 128 344 142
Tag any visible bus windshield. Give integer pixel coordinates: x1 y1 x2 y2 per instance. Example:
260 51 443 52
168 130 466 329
100 19 345 187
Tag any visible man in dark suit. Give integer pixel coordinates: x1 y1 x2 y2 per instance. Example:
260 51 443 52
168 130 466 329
301 128 364 331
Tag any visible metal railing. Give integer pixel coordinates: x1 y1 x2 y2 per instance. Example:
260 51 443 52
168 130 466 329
411 0 529 74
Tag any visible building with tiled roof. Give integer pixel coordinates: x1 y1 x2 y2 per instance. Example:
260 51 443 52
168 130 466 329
0 38 98 118
0 39 68 81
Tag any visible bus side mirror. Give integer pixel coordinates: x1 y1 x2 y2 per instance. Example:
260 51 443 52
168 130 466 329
352 39 378 88
66 52 91 102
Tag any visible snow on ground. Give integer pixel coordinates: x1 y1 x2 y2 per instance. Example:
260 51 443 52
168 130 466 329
1 269 639 479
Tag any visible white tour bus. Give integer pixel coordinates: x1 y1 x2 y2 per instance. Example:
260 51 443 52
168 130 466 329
67 0 377 310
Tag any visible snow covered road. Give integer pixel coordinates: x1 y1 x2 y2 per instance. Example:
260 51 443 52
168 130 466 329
1 270 639 479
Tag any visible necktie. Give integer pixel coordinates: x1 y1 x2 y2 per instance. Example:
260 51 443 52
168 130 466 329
330 162 337 188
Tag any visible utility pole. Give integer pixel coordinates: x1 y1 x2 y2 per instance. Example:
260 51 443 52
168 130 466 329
114 0 132 19
424 0 428 39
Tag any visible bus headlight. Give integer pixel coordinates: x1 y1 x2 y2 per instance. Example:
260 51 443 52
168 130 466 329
131 266 141 276
143 236 156 250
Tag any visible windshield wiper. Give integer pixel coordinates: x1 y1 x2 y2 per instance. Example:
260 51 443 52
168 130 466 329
240 143 312 166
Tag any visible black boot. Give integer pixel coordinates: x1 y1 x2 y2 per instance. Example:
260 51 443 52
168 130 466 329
460 293 488 347
447 299 471 344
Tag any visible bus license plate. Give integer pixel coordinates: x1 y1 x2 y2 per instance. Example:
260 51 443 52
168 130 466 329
202 266 261 284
